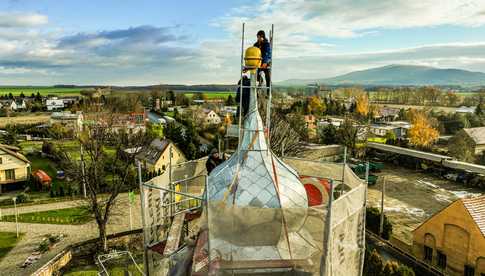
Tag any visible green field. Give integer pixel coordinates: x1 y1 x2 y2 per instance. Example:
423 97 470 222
0 86 88 96
179 91 235 100
0 206 91 225
0 232 23 261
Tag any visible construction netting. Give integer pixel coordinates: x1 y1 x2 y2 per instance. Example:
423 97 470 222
140 157 365 276
140 159 207 276
284 159 366 276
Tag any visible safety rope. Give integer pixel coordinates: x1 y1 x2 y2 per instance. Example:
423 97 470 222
270 154 293 260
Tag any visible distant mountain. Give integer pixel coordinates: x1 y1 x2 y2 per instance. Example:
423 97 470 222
277 65 485 87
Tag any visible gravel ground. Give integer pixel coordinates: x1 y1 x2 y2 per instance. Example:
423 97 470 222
0 193 142 275
367 164 483 244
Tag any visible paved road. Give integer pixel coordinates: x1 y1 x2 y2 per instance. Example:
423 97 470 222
0 193 142 276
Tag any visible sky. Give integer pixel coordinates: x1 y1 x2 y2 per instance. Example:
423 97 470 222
4 0 485 85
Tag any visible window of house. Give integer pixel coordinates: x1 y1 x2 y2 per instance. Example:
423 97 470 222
464 265 475 276
424 245 433 262
5 169 15 180
437 251 446 269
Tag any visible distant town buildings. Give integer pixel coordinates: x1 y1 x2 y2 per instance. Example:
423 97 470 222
49 111 84 132
304 115 317 138
0 99 27 111
197 109 221 125
412 195 485 275
456 127 485 155
45 97 65 111
370 121 411 139
147 111 167 125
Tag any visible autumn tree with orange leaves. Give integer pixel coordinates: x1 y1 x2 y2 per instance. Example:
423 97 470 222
356 93 369 117
307 95 326 115
407 109 439 147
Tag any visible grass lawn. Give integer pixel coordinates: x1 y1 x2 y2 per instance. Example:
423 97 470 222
0 206 91 225
0 232 24 261
0 86 87 96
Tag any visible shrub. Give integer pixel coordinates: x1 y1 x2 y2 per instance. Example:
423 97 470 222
38 240 49 253
366 207 393 240
15 193 30 204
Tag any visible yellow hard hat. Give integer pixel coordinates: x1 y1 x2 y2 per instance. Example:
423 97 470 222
244 46 261 71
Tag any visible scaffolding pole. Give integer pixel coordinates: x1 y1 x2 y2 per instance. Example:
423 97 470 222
321 179 334 276
138 161 149 276
265 24 274 152
237 23 245 155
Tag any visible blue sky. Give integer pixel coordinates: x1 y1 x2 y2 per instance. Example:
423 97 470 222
3 0 485 85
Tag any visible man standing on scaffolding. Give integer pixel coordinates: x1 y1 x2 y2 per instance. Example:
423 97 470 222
254 30 272 95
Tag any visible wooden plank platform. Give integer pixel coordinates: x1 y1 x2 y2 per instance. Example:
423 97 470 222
219 259 312 270
163 212 186 256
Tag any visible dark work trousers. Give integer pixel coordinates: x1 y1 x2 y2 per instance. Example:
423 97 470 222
257 67 271 96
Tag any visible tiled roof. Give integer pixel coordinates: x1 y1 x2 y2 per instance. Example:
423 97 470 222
136 138 170 165
0 144 30 164
462 195 485 237
463 127 485 145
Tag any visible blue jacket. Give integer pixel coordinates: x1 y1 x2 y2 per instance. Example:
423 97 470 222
254 39 272 65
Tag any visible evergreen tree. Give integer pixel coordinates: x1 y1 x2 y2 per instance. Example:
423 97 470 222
319 124 338 144
364 249 383 276
226 94 235 106
382 261 399 276
396 265 415 276
476 103 483 116
366 207 393 239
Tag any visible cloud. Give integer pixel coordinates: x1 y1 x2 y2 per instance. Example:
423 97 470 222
55 25 195 66
4 1 485 85
58 26 179 48
0 12 48 28
209 0 485 62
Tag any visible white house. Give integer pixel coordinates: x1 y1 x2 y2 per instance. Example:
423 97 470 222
46 97 65 111
49 111 84 131
2 99 27 111
222 106 238 116
456 106 476 114
317 117 345 128
199 109 221 125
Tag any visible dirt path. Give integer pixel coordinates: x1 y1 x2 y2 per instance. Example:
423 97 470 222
367 164 483 244
0 194 142 275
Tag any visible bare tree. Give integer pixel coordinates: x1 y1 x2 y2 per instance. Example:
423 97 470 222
60 109 151 252
259 96 305 156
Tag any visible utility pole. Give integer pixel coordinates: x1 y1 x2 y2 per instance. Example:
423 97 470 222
13 197 19 238
80 144 86 198
137 161 149 276
379 176 386 237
